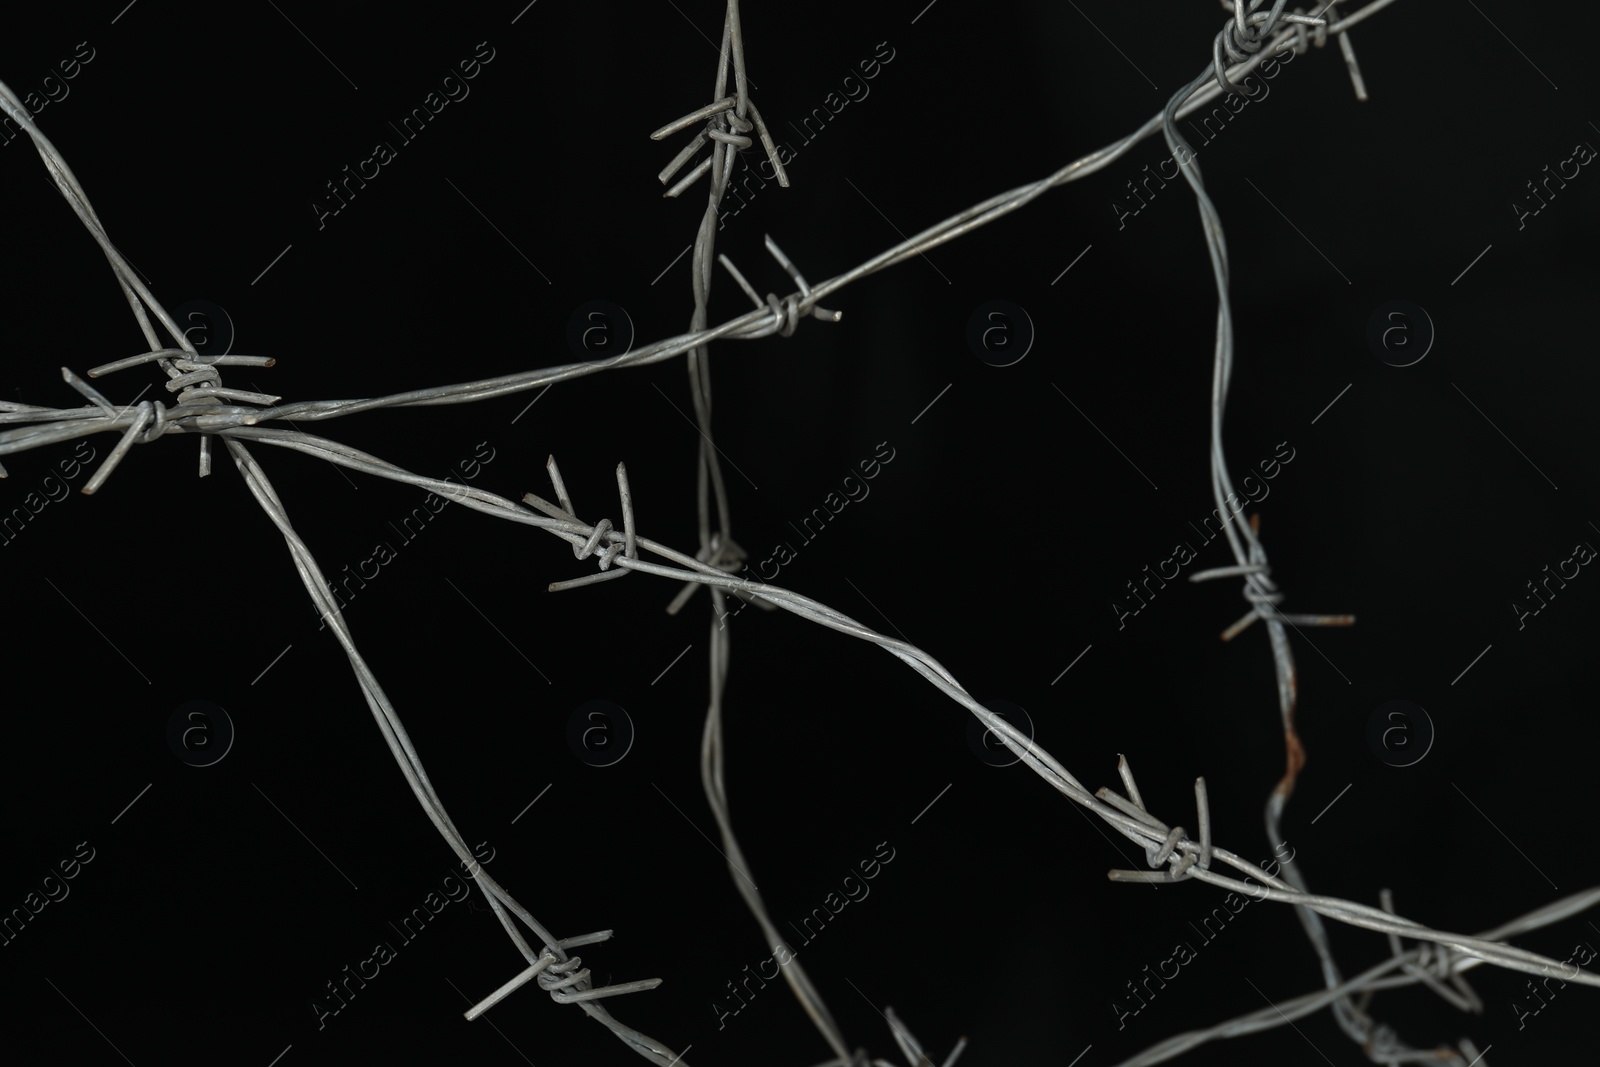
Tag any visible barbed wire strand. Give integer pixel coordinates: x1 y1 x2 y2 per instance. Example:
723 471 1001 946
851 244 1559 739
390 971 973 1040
1 0 1398 448
7 1 1592 1064
0 66 693 1067
657 5 863 1065
222 423 1600 992
1110 884 1600 1065
1172 2 1478 1064
12 394 1600 1056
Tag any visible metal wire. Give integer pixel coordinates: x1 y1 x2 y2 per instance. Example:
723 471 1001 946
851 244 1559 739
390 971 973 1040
3 2 1592 1065
1167 3 1477 1063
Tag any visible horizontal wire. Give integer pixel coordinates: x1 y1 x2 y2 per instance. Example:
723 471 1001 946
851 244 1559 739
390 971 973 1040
17 4 1569 1067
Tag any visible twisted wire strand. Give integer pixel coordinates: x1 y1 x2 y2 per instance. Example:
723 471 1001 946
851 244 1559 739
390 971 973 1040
0 78 257 481
1113 884 1600 1066
0 1 1400 456
658 6 859 1063
12 3 1584 1065
220 432 683 1065
208 424 1600 999
0 75 689 1067
1160 3 1469 1064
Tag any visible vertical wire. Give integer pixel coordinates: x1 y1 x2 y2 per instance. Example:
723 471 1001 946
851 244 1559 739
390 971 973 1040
673 3 855 1062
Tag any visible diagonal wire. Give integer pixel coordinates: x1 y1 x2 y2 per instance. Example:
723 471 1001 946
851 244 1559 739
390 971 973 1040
14 7 1583 1067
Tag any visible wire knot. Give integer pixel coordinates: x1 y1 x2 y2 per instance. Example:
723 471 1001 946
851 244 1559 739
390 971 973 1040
1217 0 1370 101
463 930 663 1021
164 357 223 402
1212 1 1327 95
523 457 641 593
717 235 841 340
765 291 801 337
51 346 281 492
1187 517 1354 641
651 71 790 196
1103 758 1215 884
1241 565 1283 611
706 107 755 149
537 953 592 1000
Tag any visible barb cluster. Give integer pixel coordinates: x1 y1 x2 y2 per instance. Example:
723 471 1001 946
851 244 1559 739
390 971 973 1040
1219 0 1372 100
4 3 1593 1067
1212 0 1327 95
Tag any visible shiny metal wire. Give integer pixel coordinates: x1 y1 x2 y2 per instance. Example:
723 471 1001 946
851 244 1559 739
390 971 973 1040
4 4 1586 1067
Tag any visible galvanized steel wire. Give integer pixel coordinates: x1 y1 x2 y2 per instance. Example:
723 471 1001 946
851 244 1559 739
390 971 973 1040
3 3 1591 1066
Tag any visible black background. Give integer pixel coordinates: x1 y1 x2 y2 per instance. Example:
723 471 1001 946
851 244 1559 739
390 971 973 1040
2 2 1598 1066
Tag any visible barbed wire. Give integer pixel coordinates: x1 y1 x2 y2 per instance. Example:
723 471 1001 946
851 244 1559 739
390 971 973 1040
1 1 1398 448
3 1 1594 1065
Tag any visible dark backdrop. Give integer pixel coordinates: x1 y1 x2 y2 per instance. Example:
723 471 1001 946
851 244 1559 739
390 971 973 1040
1 3 1597 1066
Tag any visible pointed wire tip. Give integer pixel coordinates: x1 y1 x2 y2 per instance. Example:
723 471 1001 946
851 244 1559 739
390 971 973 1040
554 929 615 949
